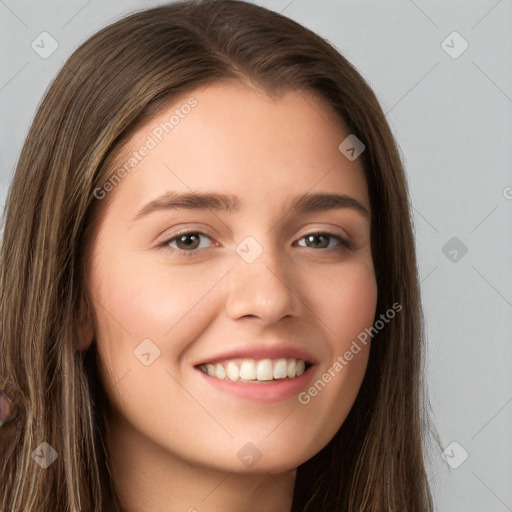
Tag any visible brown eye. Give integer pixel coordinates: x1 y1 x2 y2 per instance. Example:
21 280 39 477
174 233 202 251
161 231 214 257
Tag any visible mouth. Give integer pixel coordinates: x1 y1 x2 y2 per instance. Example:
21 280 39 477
197 357 313 383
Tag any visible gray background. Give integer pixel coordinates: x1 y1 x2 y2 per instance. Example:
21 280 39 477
1 1 511 510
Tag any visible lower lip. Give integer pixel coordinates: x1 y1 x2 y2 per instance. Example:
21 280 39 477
195 366 316 403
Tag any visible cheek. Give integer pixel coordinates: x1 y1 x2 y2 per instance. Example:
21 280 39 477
288 260 377 452
88 250 227 406
330 262 378 350
326 260 377 408
315 257 378 352
90 247 222 341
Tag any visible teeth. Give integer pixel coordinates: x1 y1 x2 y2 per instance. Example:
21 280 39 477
226 361 239 381
273 358 288 379
256 359 273 381
215 363 226 380
287 359 296 378
200 358 308 382
240 360 256 380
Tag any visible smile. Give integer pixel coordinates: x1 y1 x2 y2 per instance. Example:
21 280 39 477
198 357 309 382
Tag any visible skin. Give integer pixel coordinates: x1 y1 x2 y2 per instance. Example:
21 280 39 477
79 80 378 512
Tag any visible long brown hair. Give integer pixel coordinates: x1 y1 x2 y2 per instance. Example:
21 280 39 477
0 1 439 510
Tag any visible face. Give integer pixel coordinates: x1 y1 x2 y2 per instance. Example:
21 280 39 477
83 81 377 474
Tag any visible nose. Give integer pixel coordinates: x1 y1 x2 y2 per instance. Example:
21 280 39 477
224 241 303 325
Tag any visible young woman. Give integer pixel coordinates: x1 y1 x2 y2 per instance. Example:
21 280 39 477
0 1 439 510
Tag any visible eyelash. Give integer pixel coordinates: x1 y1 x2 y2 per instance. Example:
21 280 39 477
158 230 353 258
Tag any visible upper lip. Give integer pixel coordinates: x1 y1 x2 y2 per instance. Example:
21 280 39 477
194 344 318 367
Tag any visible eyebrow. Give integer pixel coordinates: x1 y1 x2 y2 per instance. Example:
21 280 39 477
132 190 370 221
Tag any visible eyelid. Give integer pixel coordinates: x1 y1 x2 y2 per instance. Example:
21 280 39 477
155 225 216 245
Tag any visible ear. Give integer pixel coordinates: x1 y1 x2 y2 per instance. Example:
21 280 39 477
75 295 95 351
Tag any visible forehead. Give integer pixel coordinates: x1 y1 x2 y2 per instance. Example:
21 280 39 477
101 80 369 218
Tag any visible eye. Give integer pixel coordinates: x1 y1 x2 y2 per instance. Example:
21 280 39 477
160 231 215 257
296 231 352 251
158 229 352 258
